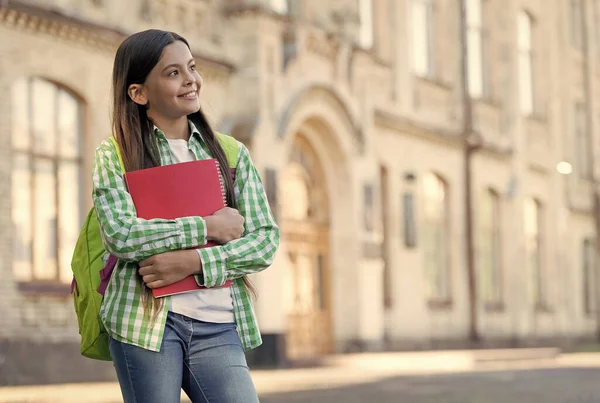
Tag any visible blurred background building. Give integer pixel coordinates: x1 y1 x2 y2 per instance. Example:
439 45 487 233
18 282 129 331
2 0 600 385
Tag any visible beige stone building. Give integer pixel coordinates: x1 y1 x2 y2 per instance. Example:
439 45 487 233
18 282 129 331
1 0 600 384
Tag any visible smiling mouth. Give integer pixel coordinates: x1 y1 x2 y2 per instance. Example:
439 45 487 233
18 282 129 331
179 90 197 99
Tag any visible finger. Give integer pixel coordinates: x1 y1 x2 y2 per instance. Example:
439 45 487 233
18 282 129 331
139 258 153 267
142 274 158 285
138 265 154 276
225 207 239 216
145 280 164 289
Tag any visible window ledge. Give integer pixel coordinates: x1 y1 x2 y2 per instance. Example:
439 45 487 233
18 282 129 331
427 299 453 311
415 75 453 91
18 281 71 297
473 96 502 109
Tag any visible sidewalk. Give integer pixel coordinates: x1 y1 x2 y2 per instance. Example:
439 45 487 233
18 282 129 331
2 348 599 403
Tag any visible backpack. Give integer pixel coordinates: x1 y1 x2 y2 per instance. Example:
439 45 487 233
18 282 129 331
71 133 240 361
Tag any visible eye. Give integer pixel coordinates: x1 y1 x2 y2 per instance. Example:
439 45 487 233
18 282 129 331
190 64 196 71
168 70 179 76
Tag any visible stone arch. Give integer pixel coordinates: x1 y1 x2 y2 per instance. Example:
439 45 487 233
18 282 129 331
277 106 363 359
277 84 365 155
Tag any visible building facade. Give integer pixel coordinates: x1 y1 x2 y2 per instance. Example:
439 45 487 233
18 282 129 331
1 0 600 384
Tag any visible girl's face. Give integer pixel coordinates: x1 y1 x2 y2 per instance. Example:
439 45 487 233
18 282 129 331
131 41 203 121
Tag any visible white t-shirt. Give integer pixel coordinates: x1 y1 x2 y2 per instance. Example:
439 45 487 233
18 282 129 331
166 137 234 323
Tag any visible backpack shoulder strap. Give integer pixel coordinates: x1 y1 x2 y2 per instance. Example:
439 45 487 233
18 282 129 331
215 132 240 169
107 136 125 172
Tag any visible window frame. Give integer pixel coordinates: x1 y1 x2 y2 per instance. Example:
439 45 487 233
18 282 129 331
583 238 597 316
518 11 536 117
477 188 503 309
466 0 489 99
524 197 546 308
411 0 436 78
422 172 452 307
574 102 592 179
11 77 84 293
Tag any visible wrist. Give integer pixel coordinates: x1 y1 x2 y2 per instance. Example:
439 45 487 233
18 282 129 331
188 250 202 275
204 216 219 242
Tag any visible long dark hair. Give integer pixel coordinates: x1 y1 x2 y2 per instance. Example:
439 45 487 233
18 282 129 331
111 29 256 317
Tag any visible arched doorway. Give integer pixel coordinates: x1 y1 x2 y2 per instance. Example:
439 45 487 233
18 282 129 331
282 134 333 360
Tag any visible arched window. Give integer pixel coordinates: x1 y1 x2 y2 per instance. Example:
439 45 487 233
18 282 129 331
477 188 502 305
11 77 83 285
422 172 450 301
518 11 535 116
524 197 545 306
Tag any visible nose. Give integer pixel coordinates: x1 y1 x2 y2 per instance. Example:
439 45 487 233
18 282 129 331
184 71 195 86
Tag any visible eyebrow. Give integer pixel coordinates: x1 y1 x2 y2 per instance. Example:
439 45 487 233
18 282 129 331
162 58 195 72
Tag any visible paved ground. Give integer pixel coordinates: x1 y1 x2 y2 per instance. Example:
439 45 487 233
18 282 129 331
3 350 600 402
260 367 600 403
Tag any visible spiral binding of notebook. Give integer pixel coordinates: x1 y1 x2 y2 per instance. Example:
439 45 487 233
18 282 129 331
215 160 227 206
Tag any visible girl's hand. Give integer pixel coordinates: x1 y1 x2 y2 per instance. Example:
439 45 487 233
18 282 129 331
138 250 200 289
205 207 244 244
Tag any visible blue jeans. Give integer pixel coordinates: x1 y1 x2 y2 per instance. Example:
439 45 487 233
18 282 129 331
109 312 259 403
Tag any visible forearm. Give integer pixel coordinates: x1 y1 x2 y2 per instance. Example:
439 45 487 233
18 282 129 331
195 225 280 287
97 208 208 262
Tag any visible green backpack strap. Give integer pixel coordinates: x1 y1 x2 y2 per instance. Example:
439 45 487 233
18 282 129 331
108 136 125 172
215 132 240 168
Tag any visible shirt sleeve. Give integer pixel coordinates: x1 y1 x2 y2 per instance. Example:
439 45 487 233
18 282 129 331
92 140 208 262
196 142 280 287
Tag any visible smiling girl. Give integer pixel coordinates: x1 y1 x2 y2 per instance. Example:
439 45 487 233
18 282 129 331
92 29 279 403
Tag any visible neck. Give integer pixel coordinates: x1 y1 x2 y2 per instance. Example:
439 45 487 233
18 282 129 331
148 113 190 140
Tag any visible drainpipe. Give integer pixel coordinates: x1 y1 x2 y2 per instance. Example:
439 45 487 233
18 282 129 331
459 0 480 344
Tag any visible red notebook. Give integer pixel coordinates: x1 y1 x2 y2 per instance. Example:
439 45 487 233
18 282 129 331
124 159 232 298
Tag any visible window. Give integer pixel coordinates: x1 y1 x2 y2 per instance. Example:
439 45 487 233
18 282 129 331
477 189 502 304
364 183 375 232
11 78 83 284
518 11 534 116
358 0 374 48
575 102 592 179
524 198 545 306
571 0 584 50
467 0 487 98
422 173 450 301
270 0 288 14
583 239 596 315
403 192 417 248
412 0 435 78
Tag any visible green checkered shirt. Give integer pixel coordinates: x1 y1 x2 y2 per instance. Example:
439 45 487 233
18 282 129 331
92 123 279 352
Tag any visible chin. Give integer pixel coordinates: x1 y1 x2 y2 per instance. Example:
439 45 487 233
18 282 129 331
183 104 201 116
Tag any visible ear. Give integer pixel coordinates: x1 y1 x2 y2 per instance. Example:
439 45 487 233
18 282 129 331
127 84 148 106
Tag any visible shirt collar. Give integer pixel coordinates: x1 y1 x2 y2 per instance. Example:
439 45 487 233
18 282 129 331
152 119 204 143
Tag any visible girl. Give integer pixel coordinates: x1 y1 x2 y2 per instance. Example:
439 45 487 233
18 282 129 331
92 29 279 403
